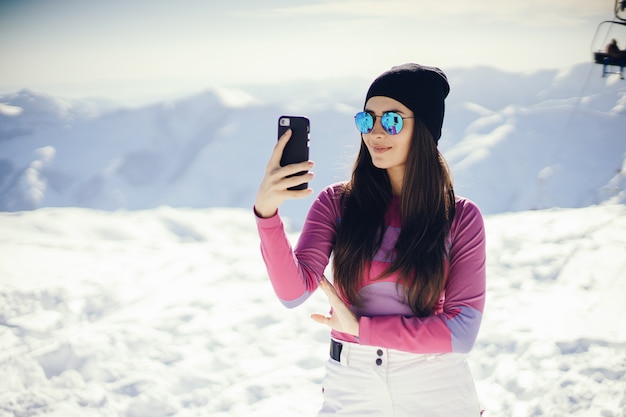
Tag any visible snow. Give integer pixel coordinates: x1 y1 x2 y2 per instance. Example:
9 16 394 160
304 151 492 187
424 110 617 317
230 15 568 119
213 88 264 109
1 204 625 416
0 62 625 416
0 103 24 117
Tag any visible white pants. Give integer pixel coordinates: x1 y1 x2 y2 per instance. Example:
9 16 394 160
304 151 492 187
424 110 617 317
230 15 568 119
318 339 482 417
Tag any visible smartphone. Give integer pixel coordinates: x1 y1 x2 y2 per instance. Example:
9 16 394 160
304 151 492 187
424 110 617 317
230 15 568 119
278 115 310 190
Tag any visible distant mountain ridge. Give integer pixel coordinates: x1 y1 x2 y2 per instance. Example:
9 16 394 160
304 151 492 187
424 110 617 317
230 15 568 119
0 63 624 224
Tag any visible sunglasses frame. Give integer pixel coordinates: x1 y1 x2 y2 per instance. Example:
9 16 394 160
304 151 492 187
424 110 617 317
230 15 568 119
354 111 415 135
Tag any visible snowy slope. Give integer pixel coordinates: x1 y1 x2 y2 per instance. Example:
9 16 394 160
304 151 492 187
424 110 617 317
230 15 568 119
0 204 625 417
1 63 625 226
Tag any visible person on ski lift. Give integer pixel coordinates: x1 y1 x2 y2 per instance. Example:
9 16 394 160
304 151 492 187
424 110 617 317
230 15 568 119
254 63 486 416
607 39 626 59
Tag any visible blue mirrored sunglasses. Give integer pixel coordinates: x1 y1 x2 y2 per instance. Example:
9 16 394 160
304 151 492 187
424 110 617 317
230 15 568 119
354 111 414 135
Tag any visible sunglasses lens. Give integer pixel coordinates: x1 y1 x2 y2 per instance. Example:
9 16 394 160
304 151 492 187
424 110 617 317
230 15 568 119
355 112 374 134
381 112 403 135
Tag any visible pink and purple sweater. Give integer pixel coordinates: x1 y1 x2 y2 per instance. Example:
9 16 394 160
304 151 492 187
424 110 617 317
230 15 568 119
255 183 486 354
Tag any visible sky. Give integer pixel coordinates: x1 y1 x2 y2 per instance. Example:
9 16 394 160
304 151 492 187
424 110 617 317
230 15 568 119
0 0 619 106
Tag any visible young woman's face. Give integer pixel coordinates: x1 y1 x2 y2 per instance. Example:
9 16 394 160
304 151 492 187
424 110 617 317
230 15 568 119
362 96 414 174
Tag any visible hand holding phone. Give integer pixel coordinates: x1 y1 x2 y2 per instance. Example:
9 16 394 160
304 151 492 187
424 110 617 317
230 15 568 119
253 115 313 218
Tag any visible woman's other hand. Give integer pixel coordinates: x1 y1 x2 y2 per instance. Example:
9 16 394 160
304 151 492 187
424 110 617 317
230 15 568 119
311 276 359 337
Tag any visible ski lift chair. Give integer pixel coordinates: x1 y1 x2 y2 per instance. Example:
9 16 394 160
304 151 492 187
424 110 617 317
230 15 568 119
592 0 626 79
594 52 625 79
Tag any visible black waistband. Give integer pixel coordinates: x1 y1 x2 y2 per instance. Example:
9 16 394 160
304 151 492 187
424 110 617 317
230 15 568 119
330 339 343 362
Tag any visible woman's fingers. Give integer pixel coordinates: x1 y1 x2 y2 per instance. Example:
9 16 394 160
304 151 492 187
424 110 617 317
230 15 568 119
271 161 314 181
310 313 329 324
265 163 314 195
268 128 292 168
283 171 315 190
268 130 314 178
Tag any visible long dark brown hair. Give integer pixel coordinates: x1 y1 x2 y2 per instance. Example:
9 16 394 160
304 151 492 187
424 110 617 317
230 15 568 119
332 120 456 317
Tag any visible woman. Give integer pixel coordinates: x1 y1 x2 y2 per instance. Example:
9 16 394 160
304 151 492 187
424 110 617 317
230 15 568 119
254 63 486 416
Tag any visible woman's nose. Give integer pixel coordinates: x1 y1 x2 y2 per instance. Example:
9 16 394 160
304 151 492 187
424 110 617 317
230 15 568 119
369 117 386 136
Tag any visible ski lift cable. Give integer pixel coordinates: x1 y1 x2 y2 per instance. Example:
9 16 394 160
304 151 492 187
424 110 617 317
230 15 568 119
545 18 607 164
548 62 596 165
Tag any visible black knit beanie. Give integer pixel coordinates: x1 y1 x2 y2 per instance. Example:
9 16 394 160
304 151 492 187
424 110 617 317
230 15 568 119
365 63 450 144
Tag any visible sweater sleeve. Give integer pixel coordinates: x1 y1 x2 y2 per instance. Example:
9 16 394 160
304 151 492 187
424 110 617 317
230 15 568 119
255 185 341 308
357 199 486 354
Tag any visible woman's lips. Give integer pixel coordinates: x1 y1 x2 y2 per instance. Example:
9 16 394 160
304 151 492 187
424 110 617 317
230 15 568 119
372 146 391 153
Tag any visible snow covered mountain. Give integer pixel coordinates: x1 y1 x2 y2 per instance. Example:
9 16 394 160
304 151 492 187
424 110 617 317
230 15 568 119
1 63 624 224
